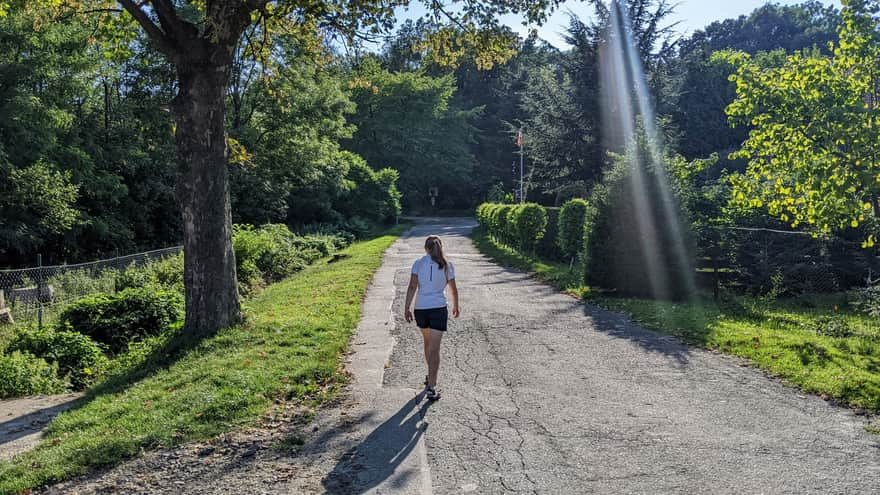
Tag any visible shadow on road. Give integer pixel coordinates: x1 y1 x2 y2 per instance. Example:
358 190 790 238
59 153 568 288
322 394 433 494
581 305 693 366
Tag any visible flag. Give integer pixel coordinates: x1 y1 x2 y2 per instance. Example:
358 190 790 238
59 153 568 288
516 129 523 148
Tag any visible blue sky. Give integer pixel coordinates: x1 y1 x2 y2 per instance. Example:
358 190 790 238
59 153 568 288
394 0 842 48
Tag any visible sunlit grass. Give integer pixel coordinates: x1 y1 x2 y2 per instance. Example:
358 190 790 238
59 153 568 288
0 226 408 494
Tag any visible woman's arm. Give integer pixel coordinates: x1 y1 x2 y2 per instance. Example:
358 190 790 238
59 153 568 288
404 273 418 322
449 279 460 318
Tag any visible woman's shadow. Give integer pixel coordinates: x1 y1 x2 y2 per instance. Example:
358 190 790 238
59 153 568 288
322 392 434 494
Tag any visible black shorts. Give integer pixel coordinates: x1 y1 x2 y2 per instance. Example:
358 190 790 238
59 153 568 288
414 307 448 331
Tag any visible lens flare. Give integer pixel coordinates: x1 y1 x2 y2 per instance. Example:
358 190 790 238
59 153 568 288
598 0 697 301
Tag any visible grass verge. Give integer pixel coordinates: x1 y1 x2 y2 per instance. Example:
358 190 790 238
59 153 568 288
0 226 408 494
472 228 880 412
471 228 583 294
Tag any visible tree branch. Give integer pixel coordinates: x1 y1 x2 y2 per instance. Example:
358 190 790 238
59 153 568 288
117 0 176 58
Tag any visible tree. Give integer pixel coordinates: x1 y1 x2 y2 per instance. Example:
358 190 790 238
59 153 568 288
722 0 880 244
19 0 561 336
673 1 841 159
345 58 479 209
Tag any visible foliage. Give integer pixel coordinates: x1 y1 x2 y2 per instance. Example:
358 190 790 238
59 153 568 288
512 203 548 253
722 0 880 241
117 253 185 294
558 199 589 260
57 288 182 353
582 147 695 300
537 206 563 260
852 279 880 317
8 326 107 389
673 1 841 159
0 350 66 399
345 58 479 210
0 161 80 257
0 227 406 494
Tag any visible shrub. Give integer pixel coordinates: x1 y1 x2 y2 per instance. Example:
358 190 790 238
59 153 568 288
512 203 548 253
9 327 107 389
558 199 589 261
0 351 66 398
117 253 184 294
335 153 402 225
57 288 182 353
537 207 563 260
853 280 880 317
495 204 516 244
812 316 853 338
583 149 695 301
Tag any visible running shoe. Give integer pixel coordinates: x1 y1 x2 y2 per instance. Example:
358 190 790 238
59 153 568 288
425 386 441 401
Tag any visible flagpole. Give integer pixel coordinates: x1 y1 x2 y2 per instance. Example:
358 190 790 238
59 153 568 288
518 127 524 204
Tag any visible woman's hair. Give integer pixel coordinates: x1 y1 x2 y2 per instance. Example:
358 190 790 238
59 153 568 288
425 235 448 270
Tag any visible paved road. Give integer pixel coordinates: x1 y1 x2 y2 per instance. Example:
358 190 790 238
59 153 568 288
33 218 880 494
365 218 879 494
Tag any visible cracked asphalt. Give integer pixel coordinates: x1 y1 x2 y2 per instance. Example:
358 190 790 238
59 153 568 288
381 218 880 494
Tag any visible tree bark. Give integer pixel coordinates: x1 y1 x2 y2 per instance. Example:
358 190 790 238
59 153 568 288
172 51 241 337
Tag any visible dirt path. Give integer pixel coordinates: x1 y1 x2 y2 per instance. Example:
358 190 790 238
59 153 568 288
0 394 82 461
30 218 880 493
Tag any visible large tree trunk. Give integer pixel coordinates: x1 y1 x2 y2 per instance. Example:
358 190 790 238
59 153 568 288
172 54 241 337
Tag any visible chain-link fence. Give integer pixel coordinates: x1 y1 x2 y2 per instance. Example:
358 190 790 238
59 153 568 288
696 226 880 298
0 246 182 328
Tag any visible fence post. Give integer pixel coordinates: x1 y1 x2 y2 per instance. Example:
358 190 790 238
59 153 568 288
115 248 121 293
36 253 43 330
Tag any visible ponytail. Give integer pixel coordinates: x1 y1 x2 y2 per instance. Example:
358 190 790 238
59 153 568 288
425 235 448 270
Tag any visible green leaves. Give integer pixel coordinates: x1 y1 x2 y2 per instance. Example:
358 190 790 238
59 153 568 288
724 0 880 240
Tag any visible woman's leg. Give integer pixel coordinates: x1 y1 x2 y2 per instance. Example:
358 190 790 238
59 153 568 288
425 328 444 387
420 327 431 369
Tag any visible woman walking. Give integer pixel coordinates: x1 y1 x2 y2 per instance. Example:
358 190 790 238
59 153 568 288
404 235 460 401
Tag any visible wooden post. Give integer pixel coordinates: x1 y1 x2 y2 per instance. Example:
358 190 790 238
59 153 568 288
0 290 11 325
37 254 43 329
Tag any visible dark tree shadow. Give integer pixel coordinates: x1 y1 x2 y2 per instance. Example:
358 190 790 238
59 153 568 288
322 394 434 494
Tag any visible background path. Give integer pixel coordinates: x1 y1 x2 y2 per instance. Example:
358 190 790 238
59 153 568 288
374 218 879 494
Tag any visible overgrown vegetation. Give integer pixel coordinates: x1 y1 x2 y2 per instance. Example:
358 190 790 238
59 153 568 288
0 224 356 399
0 227 406 493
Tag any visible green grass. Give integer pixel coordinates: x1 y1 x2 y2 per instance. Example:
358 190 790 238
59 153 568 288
471 228 584 295
472 227 880 412
0 227 407 494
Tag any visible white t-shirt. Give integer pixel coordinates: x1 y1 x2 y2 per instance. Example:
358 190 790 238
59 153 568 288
411 255 456 310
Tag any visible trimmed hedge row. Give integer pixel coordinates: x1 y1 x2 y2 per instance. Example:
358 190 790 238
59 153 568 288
476 203 548 253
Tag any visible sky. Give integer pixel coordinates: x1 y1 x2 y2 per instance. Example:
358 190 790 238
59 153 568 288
393 0 843 49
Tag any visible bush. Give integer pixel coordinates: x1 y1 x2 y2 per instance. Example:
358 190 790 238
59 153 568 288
117 253 184 294
233 224 349 294
57 288 182 353
495 204 516 244
512 203 548 253
0 351 66 398
812 316 853 338
853 281 880 317
8 327 107 389
558 199 589 261
583 149 695 301
335 153 402 225
537 207 563 260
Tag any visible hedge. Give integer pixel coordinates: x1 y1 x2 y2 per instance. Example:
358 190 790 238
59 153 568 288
537 207 563 260
477 202 549 254
558 199 589 261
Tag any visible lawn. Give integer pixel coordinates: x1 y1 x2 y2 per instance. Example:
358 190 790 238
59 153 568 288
472 228 880 412
0 227 407 494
